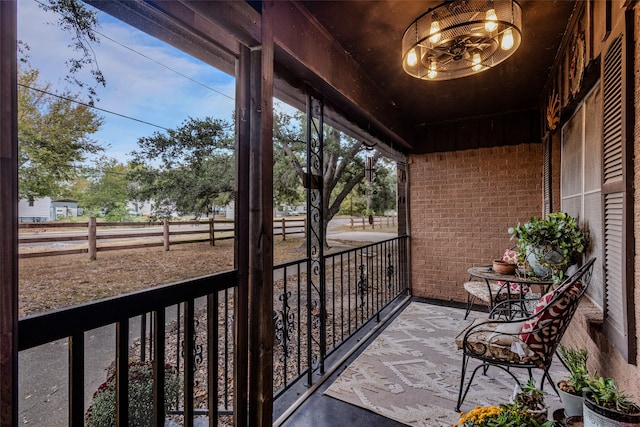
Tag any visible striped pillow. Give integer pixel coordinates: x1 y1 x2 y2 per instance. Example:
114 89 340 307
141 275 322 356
519 280 581 350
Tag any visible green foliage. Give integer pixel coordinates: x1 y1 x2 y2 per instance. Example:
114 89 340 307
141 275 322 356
128 117 234 219
273 106 395 234
586 376 639 414
85 360 181 427
79 157 131 219
18 66 104 201
458 404 553 427
509 212 588 283
558 345 590 394
367 159 397 215
514 379 546 411
103 202 132 222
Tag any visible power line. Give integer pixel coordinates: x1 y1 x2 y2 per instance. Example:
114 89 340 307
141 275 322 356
33 0 234 101
95 30 234 101
19 83 170 131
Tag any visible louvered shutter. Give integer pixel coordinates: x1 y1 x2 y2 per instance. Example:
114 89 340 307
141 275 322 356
601 33 635 362
543 135 551 215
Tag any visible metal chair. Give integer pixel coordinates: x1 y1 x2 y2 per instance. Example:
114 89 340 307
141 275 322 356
454 258 596 412
464 280 515 319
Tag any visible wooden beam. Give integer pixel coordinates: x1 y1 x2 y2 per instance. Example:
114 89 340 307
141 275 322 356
270 1 412 151
87 0 238 76
178 0 412 151
0 2 18 426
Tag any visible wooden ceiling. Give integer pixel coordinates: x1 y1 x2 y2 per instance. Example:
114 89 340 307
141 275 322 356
298 1 577 152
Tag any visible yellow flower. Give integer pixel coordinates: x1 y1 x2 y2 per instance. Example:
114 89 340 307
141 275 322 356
457 405 503 426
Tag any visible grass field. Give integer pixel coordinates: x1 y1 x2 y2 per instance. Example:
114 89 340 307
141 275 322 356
18 237 306 317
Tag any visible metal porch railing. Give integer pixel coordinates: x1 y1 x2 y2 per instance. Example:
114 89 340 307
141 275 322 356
18 235 408 426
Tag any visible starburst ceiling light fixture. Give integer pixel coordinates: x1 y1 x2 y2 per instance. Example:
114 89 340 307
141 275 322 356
402 0 522 81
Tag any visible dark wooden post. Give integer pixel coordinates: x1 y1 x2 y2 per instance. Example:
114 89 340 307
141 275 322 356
163 219 169 251
234 44 251 427
281 218 286 241
248 2 274 424
397 162 408 236
397 161 410 291
209 217 215 246
0 2 18 425
88 217 97 260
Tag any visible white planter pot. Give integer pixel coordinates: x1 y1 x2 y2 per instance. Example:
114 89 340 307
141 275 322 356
559 386 584 418
526 245 566 278
528 406 548 425
584 397 640 427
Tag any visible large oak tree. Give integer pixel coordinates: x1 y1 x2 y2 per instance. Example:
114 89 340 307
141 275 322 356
127 117 234 219
273 109 381 243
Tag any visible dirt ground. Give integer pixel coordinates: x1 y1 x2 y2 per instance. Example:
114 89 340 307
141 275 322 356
18 237 306 317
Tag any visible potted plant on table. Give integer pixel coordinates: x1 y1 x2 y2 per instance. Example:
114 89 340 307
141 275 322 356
509 212 588 284
584 376 640 426
557 345 590 418
513 378 549 424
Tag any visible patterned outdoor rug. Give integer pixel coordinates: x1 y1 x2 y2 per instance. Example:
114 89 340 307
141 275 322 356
324 302 564 427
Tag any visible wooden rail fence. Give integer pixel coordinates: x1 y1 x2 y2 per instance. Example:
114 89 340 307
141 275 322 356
349 215 397 230
18 217 306 259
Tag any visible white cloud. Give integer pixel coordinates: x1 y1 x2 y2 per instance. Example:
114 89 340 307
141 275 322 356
18 0 235 162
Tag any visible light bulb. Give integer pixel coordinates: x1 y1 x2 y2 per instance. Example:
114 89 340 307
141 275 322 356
501 28 514 50
485 8 498 32
427 61 437 79
429 20 441 44
406 48 418 67
472 53 482 72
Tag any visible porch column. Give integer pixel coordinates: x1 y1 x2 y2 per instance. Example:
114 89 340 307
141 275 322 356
305 95 325 381
0 1 18 426
234 44 251 427
248 1 274 425
397 161 408 236
397 161 410 291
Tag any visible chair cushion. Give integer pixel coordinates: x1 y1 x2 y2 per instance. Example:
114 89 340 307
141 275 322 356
455 318 539 365
519 280 582 350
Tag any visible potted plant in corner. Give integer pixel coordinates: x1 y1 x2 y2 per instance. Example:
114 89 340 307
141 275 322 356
514 378 549 425
584 376 640 426
558 345 590 418
509 212 588 283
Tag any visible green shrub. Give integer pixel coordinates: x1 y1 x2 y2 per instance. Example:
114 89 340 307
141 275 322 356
85 360 180 427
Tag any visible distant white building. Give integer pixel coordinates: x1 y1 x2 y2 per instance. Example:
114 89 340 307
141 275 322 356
50 199 79 220
127 201 153 217
18 197 80 222
18 197 52 222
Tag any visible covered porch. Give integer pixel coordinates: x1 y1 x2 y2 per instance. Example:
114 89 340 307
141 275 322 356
2 1 639 426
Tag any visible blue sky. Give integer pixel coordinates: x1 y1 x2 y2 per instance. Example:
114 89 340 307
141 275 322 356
17 0 238 162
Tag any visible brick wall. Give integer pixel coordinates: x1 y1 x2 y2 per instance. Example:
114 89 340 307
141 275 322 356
407 144 542 302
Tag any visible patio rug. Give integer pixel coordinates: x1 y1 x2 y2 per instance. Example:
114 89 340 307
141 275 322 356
324 302 564 427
